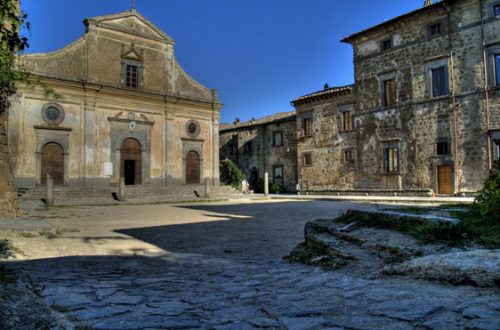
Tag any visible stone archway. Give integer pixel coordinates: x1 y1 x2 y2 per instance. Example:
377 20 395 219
120 138 142 185
41 143 64 185
186 150 200 184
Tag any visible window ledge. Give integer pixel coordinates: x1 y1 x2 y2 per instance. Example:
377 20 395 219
429 94 451 100
298 134 313 140
381 172 401 176
340 129 356 133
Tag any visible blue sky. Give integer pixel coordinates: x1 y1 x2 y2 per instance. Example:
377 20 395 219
21 0 424 124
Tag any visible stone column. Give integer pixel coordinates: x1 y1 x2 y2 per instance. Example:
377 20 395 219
212 118 220 186
119 177 125 201
165 111 175 185
83 95 96 186
264 172 269 197
205 177 211 198
46 174 54 207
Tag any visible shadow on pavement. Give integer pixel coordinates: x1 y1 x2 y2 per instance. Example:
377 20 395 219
116 200 354 258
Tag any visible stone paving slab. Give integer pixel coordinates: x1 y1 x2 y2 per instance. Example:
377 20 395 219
5 253 499 329
0 218 55 233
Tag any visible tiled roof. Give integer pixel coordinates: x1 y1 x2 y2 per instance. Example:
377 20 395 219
342 0 450 43
220 110 296 131
291 85 353 106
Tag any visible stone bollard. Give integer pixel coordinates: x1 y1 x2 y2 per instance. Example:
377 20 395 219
205 177 211 198
119 177 126 201
264 172 269 197
46 174 54 207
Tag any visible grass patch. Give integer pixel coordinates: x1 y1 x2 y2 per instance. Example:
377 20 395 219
340 208 500 248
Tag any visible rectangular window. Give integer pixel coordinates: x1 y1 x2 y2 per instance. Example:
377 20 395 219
383 79 396 108
430 23 442 36
273 131 283 146
495 54 500 86
341 111 352 131
495 5 500 17
436 142 449 155
126 64 138 88
303 118 312 136
273 165 283 180
343 149 354 163
493 139 500 160
303 153 312 167
244 142 252 154
381 38 392 51
432 66 448 97
384 147 399 173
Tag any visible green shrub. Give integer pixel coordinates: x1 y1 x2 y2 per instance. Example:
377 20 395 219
474 161 500 219
219 159 246 189
270 182 285 194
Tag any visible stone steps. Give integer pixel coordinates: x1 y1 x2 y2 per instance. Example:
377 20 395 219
286 210 450 275
18 184 242 204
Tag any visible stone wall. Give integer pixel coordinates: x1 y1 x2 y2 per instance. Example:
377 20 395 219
0 112 19 217
292 0 500 195
219 112 297 192
294 88 356 191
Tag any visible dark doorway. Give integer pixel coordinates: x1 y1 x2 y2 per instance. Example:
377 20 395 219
124 160 136 185
120 138 142 185
249 167 259 191
41 143 64 185
186 150 200 184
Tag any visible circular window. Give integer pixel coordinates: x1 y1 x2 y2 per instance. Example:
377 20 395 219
41 103 65 126
185 120 200 138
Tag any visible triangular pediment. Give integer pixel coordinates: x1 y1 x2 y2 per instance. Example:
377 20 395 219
124 49 141 61
85 10 175 44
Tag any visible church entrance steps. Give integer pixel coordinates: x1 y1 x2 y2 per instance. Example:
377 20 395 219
17 184 244 206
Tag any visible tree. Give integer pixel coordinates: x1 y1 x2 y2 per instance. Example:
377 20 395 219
0 0 29 217
219 159 246 189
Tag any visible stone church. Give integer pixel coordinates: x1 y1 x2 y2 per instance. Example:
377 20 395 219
8 9 222 189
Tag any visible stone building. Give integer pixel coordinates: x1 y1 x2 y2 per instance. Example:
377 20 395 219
219 112 298 192
292 0 500 195
8 9 222 189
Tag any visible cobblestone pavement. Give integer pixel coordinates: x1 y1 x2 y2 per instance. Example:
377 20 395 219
3 200 500 329
8 253 499 330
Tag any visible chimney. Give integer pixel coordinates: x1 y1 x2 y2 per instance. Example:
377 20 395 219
424 0 433 7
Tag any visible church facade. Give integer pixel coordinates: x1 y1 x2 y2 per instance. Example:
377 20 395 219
9 9 222 188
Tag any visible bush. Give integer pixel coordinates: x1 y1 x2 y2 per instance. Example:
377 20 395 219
270 182 285 194
474 161 500 219
219 159 246 189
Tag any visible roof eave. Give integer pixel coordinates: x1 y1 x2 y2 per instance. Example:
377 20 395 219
341 1 450 43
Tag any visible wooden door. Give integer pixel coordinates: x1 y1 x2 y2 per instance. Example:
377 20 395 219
41 143 64 185
437 164 453 195
120 138 142 185
186 150 200 184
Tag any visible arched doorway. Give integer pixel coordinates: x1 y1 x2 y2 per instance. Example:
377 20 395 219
41 143 64 185
186 150 200 184
120 138 142 185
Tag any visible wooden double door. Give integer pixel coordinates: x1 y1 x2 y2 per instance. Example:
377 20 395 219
437 164 453 195
41 143 64 185
120 138 142 185
186 150 200 184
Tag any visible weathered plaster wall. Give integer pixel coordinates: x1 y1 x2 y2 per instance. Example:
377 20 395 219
9 10 221 188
